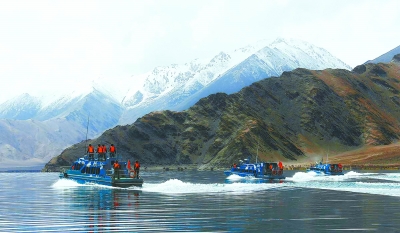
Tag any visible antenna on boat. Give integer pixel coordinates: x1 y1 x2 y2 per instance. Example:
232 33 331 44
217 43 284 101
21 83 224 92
256 140 259 163
84 114 90 154
326 148 329 163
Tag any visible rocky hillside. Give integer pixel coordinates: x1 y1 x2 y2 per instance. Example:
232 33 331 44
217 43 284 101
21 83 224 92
44 57 400 171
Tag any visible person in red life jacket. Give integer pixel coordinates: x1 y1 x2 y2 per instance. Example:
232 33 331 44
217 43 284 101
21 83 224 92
127 159 132 170
232 163 237 169
87 144 94 160
278 161 283 170
127 160 134 177
134 160 140 179
113 160 121 179
109 144 116 158
96 144 103 160
101 144 107 160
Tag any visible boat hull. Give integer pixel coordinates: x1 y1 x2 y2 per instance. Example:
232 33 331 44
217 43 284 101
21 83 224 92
306 170 344 176
59 171 143 188
307 163 344 176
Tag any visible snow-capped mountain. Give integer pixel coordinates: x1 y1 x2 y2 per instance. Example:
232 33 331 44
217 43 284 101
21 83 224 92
0 93 42 120
0 88 124 169
364 45 400 64
119 38 351 122
0 38 351 169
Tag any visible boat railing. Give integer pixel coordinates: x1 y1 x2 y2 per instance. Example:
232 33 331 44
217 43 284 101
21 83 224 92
84 153 123 161
106 170 113 176
106 169 131 178
264 166 284 175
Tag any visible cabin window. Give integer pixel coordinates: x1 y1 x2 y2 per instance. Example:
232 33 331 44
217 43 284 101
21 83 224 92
74 163 81 170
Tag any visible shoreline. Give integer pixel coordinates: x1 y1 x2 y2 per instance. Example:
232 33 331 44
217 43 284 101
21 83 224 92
140 164 400 172
39 162 400 173
4 164 400 173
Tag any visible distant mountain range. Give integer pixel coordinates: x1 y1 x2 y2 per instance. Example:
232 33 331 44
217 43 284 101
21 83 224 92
44 56 400 171
0 38 353 168
364 45 400 64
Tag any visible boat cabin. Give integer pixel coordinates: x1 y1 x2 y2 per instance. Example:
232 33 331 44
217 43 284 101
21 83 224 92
227 158 284 178
68 154 131 178
308 163 343 174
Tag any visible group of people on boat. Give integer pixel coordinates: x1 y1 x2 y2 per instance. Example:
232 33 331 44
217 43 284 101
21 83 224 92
231 161 284 172
87 143 117 161
330 163 343 173
271 161 284 171
112 159 141 179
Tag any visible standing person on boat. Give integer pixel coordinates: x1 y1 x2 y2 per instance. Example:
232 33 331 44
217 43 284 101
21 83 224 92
109 144 116 158
101 144 107 160
96 144 103 161
278 161 283 175
87 144 94 160
278 161 283 170
127 159 134 177
113 160 121 179
134 160 140 179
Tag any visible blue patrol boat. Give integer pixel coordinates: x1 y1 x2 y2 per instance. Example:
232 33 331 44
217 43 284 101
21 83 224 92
224 158 285 180
59 153 143 188
307 162 344 176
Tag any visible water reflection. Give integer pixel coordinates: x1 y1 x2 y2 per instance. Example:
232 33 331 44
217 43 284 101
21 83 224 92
53 184 142 232
0 171 399 232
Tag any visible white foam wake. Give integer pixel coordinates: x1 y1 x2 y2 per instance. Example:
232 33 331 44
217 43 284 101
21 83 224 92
51 179 84 188
287 171 364 182
141 178 284 194
286 171 400 197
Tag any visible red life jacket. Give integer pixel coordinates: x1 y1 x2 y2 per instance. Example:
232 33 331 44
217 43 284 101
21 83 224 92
102 145 107 152
135 162 140 169
88 146 94 153
110 145 116 153
127 160 132 170
113 162 119 169
97 146 103 153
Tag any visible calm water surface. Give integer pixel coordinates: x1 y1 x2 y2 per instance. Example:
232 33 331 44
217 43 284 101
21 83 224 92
0 170 399 232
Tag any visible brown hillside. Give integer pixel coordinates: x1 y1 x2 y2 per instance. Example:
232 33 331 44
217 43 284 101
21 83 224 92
44 56 400 171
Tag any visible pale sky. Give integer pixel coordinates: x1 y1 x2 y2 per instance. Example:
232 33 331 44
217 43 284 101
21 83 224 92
1 0 399 104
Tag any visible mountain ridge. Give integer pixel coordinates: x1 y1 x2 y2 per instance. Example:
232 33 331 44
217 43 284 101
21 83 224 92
0 38 352 168
43 57 400 171
364 45 400 64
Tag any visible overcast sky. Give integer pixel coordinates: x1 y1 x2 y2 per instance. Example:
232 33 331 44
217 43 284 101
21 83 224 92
1 0 399 104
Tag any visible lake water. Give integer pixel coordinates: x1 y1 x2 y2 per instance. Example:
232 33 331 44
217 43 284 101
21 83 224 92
0 170 399 232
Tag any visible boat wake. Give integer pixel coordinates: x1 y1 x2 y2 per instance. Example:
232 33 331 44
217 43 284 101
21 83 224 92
287 171 362 182
140 178 286 194
51 171 400 197
225 174 259 181
286 171 400 197
52 178 124 190
52 178 85 188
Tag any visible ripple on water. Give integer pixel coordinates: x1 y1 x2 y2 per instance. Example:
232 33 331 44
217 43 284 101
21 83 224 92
0 171 399 232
